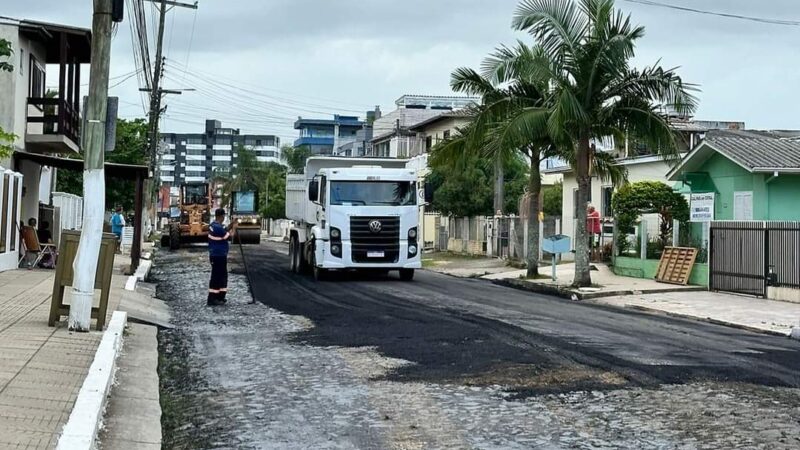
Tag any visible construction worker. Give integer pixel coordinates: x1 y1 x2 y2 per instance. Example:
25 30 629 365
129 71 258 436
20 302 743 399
207 208 238 306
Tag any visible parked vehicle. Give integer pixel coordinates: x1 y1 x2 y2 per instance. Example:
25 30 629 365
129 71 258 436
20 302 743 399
285 157 431 281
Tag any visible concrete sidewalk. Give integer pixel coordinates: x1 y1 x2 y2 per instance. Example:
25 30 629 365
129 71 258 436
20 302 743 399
0 255 153 449
483 263 701 297
589 291 800 337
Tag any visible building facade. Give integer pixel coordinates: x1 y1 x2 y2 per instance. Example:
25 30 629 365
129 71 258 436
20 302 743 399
0 17 91 272
159 119 281 186
370 95 478 158
293 114 371 156
548 119 745 256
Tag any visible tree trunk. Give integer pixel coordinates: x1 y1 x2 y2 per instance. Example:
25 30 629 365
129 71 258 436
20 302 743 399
526 155 541 278
493 157 504 215
68 0 111 331
573 132 592 287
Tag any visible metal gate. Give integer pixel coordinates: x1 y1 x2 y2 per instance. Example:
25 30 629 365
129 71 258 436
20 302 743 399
710 221 800 297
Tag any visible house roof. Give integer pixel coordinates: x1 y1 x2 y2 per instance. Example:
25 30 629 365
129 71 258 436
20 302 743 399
666 129 800 180
15 18 92 64
15 152 150 181
408 111 472 131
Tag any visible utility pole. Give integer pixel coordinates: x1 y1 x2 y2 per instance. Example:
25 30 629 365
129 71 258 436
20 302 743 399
142 0 197 241
69 0 113 331
144 0 197 169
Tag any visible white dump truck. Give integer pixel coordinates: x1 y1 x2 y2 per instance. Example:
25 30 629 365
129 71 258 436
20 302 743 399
285 157 431 281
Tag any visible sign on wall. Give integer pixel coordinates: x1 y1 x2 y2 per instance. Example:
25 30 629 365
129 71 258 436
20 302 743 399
690 192 715 222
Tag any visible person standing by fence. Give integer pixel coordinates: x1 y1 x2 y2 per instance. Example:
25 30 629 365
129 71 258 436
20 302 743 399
110 206 125 253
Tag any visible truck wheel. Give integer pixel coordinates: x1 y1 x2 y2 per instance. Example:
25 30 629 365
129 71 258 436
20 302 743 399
289 236 298 272
160 234 169 248
399 269 415 281
311 247 327 281
169 226 180 250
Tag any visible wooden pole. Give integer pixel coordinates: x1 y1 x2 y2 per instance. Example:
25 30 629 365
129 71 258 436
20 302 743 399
131 173 144 271
68 0 112 331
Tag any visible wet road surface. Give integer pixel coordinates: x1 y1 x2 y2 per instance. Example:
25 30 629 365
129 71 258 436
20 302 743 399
154 242 800 449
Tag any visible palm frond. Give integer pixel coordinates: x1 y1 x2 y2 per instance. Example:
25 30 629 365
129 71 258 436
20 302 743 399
512 0 588 59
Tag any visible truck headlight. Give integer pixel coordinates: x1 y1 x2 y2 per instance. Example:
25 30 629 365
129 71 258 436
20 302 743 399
330 228 341 239
331 243 342 257
408 245 417 255
408 228 417 239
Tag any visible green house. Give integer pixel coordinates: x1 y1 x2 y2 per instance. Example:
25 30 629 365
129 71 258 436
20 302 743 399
667 130 800 221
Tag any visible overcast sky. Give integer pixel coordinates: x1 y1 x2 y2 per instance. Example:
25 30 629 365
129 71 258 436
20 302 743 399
4 0 799 143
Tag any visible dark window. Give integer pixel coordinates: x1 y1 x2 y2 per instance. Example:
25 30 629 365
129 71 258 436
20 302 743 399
186 137 203 145
425 136 432 152
216 136 232 145
28 56 45 99
443 130 451 140
330 181 417 206
602 186 614 217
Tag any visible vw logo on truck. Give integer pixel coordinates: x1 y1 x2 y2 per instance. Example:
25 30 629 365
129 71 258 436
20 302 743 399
369 219 383 233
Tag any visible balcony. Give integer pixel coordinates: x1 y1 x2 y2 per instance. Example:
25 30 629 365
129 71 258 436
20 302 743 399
19 19 91 155
25 97 81 153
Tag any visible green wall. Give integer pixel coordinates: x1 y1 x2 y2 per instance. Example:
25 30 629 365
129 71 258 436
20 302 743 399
613 256 708 286
767 175 800 220
690 153 800 221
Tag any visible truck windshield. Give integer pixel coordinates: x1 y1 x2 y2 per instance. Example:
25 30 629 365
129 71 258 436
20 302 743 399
182 185 207 205
330 181 416 206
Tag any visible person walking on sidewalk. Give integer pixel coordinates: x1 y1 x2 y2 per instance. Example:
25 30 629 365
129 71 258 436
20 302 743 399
110 206 126 253
207 208 238 306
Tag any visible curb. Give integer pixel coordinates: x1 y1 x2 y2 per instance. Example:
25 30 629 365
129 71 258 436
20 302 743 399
124 260 152 292
57 311 128 450
491 278 707 300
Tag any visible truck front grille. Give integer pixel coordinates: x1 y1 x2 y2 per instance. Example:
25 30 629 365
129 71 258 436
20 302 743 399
350 216 400 263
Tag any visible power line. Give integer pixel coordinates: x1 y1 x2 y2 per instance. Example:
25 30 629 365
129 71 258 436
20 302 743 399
165 58 375 110
622 0 800 26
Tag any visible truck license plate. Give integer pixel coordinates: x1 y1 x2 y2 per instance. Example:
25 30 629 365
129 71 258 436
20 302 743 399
367 251 385 258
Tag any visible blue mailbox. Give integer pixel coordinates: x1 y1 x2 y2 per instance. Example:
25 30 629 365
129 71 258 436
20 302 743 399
542 234 570 281
542 234 571 255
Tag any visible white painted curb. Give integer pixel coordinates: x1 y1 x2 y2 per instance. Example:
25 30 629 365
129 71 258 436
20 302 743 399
124 260 152 292
57 311 127 450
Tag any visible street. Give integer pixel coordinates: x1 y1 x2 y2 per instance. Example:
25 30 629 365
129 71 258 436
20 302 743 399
153 242 800 449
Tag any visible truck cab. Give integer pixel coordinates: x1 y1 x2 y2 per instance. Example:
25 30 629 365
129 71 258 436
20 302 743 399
286 157 429 281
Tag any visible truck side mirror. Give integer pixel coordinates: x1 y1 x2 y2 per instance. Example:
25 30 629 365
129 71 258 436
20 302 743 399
308 180 319 203
424 181 434 204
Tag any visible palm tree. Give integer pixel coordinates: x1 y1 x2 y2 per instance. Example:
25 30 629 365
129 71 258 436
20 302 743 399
435 45 558 277
512 0 697 286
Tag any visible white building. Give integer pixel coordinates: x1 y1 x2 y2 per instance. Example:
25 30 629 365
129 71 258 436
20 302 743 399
0 17 91 272
370 95 479 158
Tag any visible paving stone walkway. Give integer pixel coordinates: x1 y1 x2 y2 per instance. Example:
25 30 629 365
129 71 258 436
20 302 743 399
0 266 126 449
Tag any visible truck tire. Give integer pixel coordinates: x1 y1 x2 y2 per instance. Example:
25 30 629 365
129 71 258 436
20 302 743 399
160 234 169 248
311 246 327 281
289 236 298 272
399 269 415 281
169 226 180 250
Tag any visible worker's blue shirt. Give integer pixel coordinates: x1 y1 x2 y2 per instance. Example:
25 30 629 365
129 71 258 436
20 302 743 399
208 222 230 257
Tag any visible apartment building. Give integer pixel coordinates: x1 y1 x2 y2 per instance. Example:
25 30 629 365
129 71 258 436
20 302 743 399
159 119 281 185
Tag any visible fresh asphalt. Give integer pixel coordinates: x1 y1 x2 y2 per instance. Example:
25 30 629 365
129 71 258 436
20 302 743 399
243 241 800 395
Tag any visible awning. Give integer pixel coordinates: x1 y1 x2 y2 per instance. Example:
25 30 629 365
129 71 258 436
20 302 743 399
672 172 716 194
14 152 150 180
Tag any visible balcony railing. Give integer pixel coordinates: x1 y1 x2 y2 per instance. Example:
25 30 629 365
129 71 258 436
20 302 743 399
27 97 81 148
